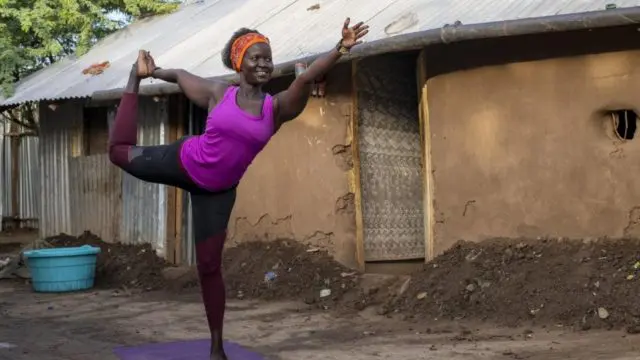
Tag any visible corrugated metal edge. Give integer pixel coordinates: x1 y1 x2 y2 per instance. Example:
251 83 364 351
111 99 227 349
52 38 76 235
2 96 90 108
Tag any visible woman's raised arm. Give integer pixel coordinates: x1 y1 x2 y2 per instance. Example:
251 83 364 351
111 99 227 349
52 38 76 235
274 18 368 123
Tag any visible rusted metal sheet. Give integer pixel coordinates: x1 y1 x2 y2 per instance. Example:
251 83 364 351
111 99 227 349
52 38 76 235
34 97 170 252
69 154 122 242
38 101 82 238
119 97 168 254
5 0 640 106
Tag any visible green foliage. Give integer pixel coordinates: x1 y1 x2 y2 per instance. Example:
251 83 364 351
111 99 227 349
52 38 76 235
0 0 179 97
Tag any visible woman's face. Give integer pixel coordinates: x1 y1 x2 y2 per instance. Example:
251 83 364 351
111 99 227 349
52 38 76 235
240 43 274 85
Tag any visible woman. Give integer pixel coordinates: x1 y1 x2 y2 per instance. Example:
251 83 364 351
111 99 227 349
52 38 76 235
108 18 368 360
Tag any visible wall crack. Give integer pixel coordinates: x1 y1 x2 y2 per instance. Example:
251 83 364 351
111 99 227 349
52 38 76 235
623 206 640 237
331 143 353 171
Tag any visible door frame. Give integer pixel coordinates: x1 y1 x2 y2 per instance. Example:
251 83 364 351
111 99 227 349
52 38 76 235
416 49 436 261
350 60 366 271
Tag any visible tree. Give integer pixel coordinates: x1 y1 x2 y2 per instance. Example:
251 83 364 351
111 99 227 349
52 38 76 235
0 0 179 97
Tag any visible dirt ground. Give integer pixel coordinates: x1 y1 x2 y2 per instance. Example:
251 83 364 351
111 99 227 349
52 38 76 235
1 232 640 359
1 280 639 360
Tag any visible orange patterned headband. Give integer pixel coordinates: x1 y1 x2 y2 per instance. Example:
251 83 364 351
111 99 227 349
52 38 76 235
230 32 270 72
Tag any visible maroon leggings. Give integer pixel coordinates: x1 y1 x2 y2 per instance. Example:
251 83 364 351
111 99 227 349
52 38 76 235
108 92 236 339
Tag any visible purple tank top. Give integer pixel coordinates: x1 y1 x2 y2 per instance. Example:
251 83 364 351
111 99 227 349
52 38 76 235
180 86 274 191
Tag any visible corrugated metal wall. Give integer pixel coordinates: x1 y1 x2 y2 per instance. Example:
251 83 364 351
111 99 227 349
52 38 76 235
1 119 40 230
38 98 168 253
119 98 168 255
39 102 81 237
69 154 122 241
18 136 40 228
0 121 8 223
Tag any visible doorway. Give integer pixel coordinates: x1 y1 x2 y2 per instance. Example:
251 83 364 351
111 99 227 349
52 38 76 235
353 53 425 263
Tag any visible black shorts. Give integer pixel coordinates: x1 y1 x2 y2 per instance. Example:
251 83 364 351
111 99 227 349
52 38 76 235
122 137 237 242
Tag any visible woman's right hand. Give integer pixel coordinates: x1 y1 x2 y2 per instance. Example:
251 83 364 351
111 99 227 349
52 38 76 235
341 18 369 50
145 52 159 77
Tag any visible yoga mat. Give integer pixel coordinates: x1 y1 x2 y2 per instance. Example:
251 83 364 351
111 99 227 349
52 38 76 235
113 339 266 360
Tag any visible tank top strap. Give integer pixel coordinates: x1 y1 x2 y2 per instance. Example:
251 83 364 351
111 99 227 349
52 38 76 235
220 85 238 103
262 93 275 119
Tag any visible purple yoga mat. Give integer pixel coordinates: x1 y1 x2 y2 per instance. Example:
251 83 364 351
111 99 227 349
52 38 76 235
113 339 266 360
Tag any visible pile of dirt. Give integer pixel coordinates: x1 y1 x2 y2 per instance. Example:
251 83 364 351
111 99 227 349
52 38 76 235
222 239 360 307
41 232 359 303
387 238 640 331
45 232 169 290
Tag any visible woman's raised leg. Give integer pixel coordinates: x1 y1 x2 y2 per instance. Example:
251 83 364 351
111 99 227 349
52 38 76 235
108 60 141 170
108 52 194 189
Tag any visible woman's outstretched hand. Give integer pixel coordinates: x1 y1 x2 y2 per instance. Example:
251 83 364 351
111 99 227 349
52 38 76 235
144 52 159 76
341 18 369 49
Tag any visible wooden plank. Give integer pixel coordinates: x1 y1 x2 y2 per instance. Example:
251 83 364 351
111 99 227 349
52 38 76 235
349 60 366 271
416 49 436 261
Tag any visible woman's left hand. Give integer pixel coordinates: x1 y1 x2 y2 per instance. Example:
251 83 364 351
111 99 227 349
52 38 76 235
341 17 369 49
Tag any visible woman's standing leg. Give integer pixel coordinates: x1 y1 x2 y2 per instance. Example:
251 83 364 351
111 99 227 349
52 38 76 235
190 187 237 360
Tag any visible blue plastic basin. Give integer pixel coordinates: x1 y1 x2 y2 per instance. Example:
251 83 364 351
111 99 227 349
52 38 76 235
23 245 101 293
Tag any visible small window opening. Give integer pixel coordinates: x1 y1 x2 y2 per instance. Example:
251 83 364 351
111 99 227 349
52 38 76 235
83 107 109 156
611 109 637 140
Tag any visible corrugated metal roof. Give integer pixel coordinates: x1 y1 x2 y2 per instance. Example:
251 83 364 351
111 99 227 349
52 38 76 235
3 0 640 106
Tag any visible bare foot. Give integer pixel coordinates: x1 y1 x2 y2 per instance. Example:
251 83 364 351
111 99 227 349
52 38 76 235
135 50 155 78
210 350 228 360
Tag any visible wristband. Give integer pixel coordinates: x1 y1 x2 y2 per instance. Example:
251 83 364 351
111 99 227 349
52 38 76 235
336 39 350 55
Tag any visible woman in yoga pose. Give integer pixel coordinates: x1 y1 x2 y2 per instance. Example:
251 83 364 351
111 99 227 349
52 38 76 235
108 18 368 360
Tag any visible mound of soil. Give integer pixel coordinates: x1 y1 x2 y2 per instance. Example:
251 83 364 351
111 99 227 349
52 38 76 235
388 238 640 330
41 232 359 303
222 239 360 307
45 232 169 290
